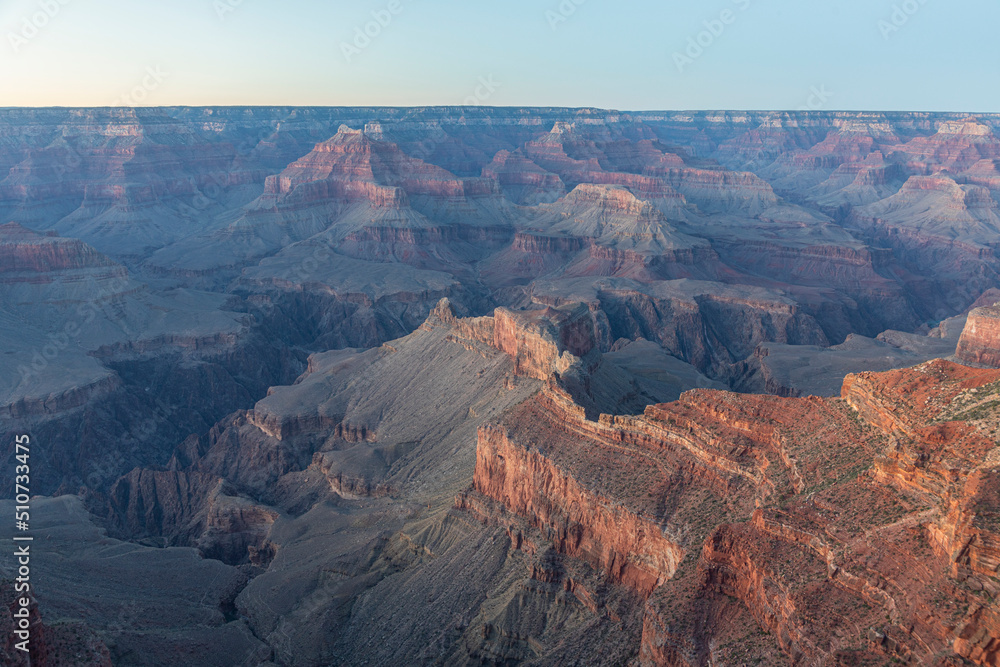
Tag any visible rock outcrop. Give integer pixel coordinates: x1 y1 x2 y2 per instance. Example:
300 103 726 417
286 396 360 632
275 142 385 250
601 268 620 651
847 175 1000 317
481 150 566 204
105 469 278 565
0 222 123 276
958 304 1000 368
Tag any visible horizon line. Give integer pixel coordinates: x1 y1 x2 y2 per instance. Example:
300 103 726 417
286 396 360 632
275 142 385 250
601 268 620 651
0 105 998 115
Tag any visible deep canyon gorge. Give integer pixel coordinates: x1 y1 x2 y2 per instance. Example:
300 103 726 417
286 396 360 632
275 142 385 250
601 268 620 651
3 107 1000 665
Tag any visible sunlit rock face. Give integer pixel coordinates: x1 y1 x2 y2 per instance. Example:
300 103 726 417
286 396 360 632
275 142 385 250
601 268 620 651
958 304 1000 368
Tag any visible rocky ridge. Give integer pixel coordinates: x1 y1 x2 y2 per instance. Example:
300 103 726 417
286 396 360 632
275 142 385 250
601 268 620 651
451 308 1000 665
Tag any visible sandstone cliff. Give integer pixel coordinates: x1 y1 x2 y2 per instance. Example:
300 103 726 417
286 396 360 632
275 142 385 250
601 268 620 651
958 305 1000 368
450 304 1000 665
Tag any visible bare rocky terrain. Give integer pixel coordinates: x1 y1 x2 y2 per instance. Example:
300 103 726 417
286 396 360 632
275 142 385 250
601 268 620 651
3 108 1000 665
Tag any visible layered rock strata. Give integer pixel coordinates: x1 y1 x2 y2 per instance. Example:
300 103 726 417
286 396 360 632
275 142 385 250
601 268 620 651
958 304 1000 368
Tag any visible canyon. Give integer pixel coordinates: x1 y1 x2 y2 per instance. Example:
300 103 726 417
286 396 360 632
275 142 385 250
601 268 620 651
3 108 1000 665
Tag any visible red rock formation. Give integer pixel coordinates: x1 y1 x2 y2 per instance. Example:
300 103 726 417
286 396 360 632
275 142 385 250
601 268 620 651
964 159 1000 192
517 121 776 216
481 150 566 204
958 305 1000 367
429 298 598 381
10 108 1000 665
645 166 778 216
447 298 1000 665
262 125 506 215
788 130 877 170
0 222 125 280
571 172 690 219
470 422 683 595
890 118 1000 174
811 151 906 208
481 183 723 285
492 306 597 377
714 114 831 167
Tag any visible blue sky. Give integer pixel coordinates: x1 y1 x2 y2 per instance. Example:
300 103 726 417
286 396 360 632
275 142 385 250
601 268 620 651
1 0 997 110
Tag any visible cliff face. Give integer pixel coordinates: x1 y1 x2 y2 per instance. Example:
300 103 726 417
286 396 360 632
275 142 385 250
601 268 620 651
266 126 492 205
447 298 1000 666
891 119 1000 174
653 361 1000 666
428 297 598 381
555 280 832 378
469 422 683 595
481 150 566 204
104 469 278 565
491 305 597 379
655 167 779 216
958 305 1000 367
0 222 123 277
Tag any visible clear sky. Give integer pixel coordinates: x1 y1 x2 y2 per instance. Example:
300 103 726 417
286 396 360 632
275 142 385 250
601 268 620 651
1 0 998 110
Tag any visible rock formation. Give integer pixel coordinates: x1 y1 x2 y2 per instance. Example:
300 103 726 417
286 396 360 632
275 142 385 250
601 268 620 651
958 304 1000 367
461 333 1000 664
